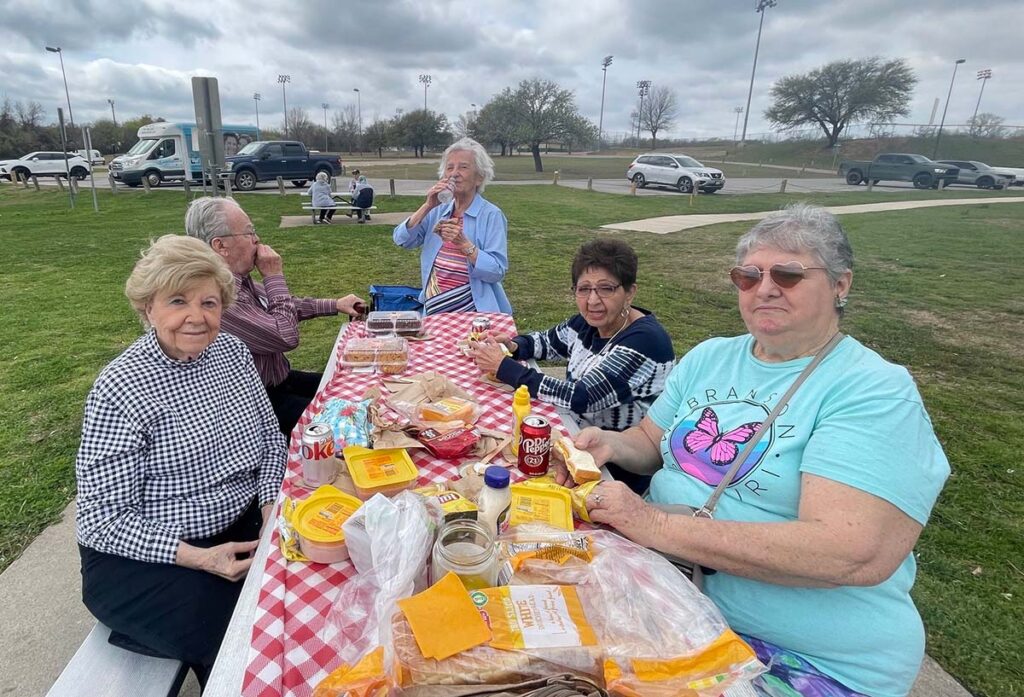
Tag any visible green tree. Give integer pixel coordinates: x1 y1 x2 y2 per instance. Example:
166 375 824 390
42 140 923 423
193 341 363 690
765 57 916 147
511 78 587 172
363 118 392 158
474 89 520 156
393 109 450 157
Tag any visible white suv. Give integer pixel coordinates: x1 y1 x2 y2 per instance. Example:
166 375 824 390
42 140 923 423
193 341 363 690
626 153 725 193
0 151 91 181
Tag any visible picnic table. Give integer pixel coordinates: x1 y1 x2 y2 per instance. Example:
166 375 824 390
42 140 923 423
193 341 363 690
205 312 572 697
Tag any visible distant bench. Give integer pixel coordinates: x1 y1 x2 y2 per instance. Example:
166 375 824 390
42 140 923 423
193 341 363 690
47 622 187 697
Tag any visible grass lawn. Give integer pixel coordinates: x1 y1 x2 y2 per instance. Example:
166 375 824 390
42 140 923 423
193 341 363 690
1 183 1021 696
351 154 831 181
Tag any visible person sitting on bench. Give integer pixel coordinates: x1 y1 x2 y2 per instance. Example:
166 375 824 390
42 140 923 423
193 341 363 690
308 171 336 224
351 175 374 223
75 235 287 689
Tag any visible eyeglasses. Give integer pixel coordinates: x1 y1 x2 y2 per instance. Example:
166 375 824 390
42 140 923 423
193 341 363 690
572 283 622 299
219 227 257 240
729 262 828 291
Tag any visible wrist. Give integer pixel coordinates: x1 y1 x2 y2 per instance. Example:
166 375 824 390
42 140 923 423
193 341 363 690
462 243 476 256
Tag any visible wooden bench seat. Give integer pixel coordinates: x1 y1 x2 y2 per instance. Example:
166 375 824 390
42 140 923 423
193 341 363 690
301 203 377 223
46 622 188 697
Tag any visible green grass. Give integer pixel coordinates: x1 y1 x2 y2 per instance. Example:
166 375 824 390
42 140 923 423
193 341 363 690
1 184 1022 696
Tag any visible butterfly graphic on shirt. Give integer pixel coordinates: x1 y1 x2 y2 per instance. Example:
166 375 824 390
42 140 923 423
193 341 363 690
682 407 762 466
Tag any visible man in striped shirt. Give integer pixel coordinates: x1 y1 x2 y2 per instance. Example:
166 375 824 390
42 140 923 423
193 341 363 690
185 197 366 436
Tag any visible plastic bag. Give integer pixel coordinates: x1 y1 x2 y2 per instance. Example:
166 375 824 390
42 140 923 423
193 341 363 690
322 491 437 674
389 526 763 694
312 398 373 450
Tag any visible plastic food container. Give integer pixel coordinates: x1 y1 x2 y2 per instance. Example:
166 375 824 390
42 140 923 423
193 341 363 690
366 311 423 337
290 485 363 563
509 482 574 531
343 445 420 500
340 336 409 374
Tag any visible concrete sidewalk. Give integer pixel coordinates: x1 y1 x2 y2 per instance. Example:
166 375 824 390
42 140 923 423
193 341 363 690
601 196 1024 234
2 500 970 696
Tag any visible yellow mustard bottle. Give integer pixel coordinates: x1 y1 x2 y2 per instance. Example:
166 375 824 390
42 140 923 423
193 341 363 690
510 385 532 456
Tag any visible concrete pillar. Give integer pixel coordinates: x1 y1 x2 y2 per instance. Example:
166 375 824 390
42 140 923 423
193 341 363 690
277 176 286 195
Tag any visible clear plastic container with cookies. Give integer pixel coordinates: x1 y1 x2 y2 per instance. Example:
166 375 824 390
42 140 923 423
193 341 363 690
365 311 423 337
340 336 409 374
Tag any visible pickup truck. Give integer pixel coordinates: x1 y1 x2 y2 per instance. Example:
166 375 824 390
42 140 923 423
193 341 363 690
224 141 343 191
838 153 959 189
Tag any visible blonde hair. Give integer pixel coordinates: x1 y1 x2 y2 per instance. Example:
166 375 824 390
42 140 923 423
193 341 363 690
125 235 237 327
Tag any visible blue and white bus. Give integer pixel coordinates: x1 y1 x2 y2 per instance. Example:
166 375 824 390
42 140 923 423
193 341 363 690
110 121 259 187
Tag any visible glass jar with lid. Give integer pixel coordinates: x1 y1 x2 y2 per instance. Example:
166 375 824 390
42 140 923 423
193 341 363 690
430 518 498 590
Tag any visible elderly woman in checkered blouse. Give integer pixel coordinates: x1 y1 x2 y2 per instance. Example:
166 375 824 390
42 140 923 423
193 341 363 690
75 235 287 688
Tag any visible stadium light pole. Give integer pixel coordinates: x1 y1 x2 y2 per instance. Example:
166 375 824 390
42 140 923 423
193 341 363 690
321 103 329 151
970 69 992 136
740 0 777 146
419 74 432 111
253 93 262 139
278 74 290 137
598 55 613 150
733 106 744 144
45 46 75 133
107 99 117 128
635 80 651 144
932 58 966 158
353 88 362 149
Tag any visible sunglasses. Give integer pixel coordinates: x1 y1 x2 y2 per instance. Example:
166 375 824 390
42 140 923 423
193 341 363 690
729 262 828 291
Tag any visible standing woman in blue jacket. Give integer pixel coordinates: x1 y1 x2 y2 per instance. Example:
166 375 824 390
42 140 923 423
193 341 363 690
392 137 511 315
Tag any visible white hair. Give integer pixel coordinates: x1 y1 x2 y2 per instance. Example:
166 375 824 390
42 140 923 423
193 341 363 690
315 171 328 183
438 137 495 191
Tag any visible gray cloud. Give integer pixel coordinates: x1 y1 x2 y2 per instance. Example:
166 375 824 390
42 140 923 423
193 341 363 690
0 0 1019 145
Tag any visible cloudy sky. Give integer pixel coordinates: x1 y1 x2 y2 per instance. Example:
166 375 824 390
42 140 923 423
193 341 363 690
1 0 1019 143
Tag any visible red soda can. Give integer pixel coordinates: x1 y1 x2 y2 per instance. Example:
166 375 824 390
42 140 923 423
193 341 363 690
517 416 551 477
299 423 337 487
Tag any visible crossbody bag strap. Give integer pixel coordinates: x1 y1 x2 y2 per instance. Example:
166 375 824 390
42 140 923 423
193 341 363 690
693 332 845 519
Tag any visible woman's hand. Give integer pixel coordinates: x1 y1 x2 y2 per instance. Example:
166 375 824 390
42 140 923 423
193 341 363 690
176 540 259 582
435 219 469 248
469 338 506 375
585 481 665 548
424 179 450 209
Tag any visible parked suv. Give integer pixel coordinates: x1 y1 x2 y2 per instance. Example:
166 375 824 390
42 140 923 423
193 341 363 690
935 160 1014 189
626 153 725 193
0 151 91 181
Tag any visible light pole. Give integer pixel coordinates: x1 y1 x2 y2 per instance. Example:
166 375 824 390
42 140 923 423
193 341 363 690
598 55 613 150
732 106 744 144
971 69 992 136
253 92 262 139
321 103 329 151
635 80 650 144
933 58 966 159
740 0 777 146
353 88 362 149
45 46 75 134
419 74 431 111
277 74 290 137
108 99 117 128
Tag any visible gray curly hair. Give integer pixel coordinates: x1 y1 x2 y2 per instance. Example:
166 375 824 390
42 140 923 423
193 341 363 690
438 137 495 192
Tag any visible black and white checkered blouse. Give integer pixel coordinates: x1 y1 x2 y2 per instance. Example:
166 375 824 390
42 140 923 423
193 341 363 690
76 330 287 565
496 310 676 432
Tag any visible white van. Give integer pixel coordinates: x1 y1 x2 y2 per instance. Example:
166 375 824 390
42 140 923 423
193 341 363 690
109 122 258 188
74 149 104 166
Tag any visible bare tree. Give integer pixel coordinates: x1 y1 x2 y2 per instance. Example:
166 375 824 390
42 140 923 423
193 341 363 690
285 107 316 146
968 113 1006 139
331 106 359 153
640 86 677 149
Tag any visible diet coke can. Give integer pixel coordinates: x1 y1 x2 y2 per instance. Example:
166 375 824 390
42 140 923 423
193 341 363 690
299 423 337 487
517 416 551 477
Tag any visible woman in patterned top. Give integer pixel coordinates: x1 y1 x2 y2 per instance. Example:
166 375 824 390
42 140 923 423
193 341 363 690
75 235 287 688
470 239 674 492
393 137 511 315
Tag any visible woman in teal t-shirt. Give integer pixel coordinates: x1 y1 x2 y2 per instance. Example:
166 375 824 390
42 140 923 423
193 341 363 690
555 204 949 697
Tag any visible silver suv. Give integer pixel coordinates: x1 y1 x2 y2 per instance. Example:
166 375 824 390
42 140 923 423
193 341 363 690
626 153 725 193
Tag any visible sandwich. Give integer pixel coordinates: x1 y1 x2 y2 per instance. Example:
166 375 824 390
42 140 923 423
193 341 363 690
553 436 601 483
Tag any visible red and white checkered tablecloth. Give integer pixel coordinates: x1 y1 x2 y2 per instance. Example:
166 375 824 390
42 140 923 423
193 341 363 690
241 312 567 697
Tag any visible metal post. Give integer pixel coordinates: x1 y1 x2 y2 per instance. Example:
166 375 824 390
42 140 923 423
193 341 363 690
389 178 396 197
419 74 431 111
108 99 116 127
57 107 74 208
46 47 75 133
322 103 329 151
83 126 99 211
598 56 613 150
253 92 262 140
740 1 777 146
933 59 966 158
733 107 744 145
353 88 362 151
635 80 650 144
